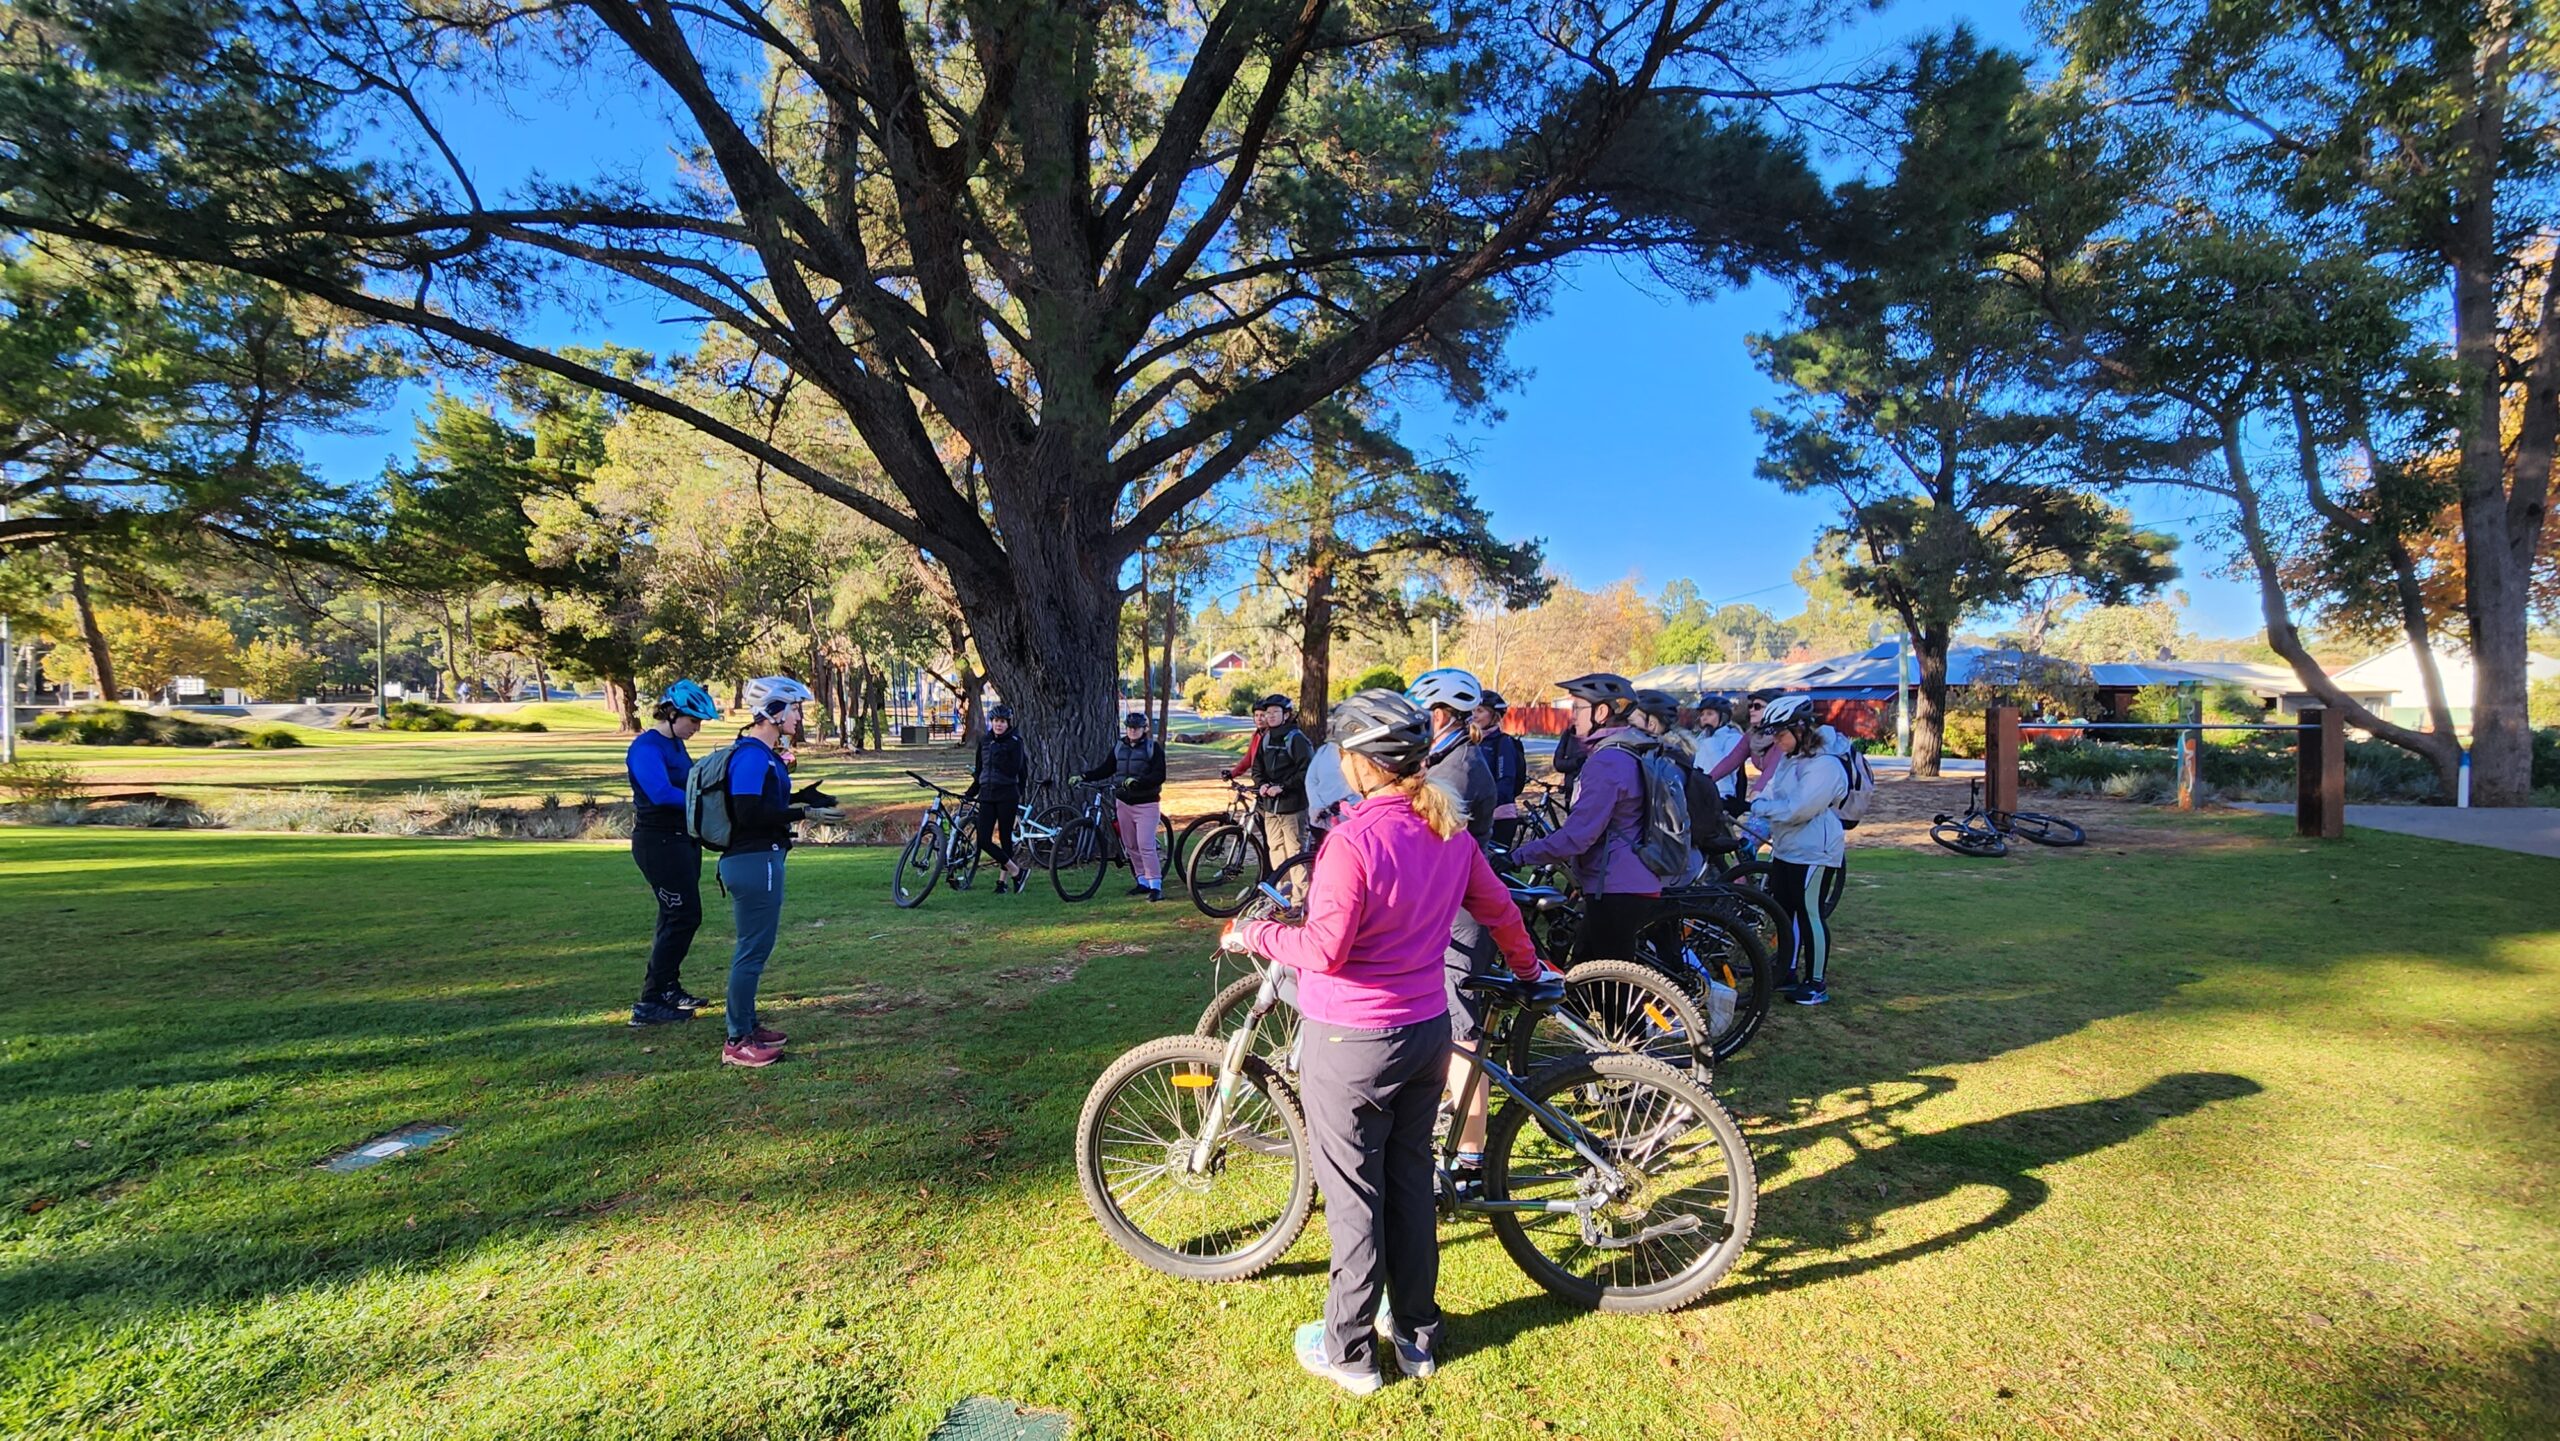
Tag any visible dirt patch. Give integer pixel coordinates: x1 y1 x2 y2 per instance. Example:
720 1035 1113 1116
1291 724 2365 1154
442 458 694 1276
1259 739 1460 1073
1849 774 2249 858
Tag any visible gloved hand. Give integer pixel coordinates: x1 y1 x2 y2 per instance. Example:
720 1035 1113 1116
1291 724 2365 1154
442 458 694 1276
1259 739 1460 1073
1217 923 1254 954
1721 794 1749 818
792 780 839 808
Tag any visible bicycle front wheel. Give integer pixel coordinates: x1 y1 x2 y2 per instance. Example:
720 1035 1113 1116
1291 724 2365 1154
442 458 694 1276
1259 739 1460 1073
1510 958 1709 1076
1183 820 1268 918
892 819 945 908
1075 1035 1315 1283
1485 1053 1756 1313
1638 910 1775 1064
948 807 983 890
1195 973 1302 1074
1050 817 1108 901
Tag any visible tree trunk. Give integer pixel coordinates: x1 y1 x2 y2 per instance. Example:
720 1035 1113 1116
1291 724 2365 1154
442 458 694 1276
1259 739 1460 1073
528 650 551 706
1910 625 1949 778
604 674 639 734
67 560 114 702
2448 35 2542 805
1299 555 1335 740
944 516 1122 790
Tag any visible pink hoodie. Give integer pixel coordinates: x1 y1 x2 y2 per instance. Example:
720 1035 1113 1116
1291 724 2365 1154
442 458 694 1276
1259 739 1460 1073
1235 791 1541 1029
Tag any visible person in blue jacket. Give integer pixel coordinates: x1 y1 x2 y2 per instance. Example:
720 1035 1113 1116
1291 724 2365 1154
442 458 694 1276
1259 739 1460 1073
625 680 722 1027
718 675 816 1068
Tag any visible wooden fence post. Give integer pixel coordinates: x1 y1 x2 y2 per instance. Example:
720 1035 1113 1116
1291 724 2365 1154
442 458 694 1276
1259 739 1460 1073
2296 706 2345 839
1987 705 2020 816
2177 689 2202 811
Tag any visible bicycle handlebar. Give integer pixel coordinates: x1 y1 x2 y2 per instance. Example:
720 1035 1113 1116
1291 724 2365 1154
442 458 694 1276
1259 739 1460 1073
907 771 969 800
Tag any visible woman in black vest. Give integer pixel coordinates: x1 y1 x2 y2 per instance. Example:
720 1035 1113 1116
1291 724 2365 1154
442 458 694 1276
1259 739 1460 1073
961 703 1031 893
1080 712 1169 900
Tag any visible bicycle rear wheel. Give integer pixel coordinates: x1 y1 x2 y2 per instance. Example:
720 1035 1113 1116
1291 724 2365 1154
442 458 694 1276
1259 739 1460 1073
1484 1053 1756 1313
1508 958 1709 1076
1171 812 1223 875
1022 804 1076 870
1076 1035 1314 1283
2003 811 2085 847
892 818 945 908
1930 820 2008 857
1049 817 1109 901
1183 820 1268 918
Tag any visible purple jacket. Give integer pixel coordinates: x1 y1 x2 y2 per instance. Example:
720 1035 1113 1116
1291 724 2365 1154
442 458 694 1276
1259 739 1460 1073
1513 727 1659 897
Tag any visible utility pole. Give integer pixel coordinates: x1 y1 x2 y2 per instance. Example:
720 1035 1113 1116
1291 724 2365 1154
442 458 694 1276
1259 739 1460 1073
374 597 387 710
1430 616 1441 668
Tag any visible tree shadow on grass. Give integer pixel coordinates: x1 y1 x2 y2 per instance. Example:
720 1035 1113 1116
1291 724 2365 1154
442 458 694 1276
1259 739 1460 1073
1452 1071 2263 1357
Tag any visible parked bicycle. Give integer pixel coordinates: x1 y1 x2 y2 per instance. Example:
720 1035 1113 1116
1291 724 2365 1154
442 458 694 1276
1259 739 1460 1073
1182 794 1315 918
1048 779 1177 902
1931 778 2086 857
1078 916 1756 1311
1194 881 1711 1078
1493 856 1779 1065
890 774 983 907
1172 779 1260 895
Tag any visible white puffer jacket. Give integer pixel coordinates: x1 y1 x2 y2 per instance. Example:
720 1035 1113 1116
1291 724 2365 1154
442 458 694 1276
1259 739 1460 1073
1747 748 1849 868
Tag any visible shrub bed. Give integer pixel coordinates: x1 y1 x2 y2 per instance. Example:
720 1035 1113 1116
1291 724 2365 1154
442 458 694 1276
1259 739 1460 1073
2025 736 2443 805
24 704 236 747
379 701 547 733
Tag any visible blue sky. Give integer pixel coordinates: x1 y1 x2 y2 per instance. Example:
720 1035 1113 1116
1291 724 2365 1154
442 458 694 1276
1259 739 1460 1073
302 1 2266 639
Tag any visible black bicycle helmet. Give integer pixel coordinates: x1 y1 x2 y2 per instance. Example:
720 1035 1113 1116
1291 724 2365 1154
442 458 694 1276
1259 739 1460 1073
1256 693 1296 715
986 703 1013 721
1121 711 1148 730
1327 688 1433 776
1631 688 1681 725
1557 673 1635 706
1478 688 1509 717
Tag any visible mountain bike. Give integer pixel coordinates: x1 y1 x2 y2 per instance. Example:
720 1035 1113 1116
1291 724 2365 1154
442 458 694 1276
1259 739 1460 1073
1182 800 1314 918
1048 781 1178 902
1173 779 1258 884
1079 925 1756 1311
1194 881 1710 1079
891 773 981 908
1495 862 1774 1066
1931 779 2085 857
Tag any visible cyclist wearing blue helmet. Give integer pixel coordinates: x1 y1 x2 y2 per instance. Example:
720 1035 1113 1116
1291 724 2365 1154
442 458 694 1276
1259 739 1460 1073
627 679 721 1026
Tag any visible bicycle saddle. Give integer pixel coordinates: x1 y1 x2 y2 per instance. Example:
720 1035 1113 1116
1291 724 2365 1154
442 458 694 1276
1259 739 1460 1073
1505 885 1570 912
1458 972 1567 1014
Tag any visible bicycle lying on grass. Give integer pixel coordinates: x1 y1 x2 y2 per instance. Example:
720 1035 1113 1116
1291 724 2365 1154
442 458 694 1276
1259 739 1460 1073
1077 891 1756 1311
1930 778 2087 858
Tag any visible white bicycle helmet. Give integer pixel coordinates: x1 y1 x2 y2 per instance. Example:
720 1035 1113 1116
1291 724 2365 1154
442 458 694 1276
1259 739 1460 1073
1759 694 1818 731
1405 667 1482 713
740 675 814 720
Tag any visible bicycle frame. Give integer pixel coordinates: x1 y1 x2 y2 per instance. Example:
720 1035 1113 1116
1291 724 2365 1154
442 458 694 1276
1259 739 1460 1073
1186 883 1632 1214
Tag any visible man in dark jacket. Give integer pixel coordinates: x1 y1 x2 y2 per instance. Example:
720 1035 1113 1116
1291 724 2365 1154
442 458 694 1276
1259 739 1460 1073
1249 693 1313 899
1081 711 1169 900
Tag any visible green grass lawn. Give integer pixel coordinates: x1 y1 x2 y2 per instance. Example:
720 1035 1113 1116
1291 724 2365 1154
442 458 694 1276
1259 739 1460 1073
3 818 2555 1439
26 721 1247 815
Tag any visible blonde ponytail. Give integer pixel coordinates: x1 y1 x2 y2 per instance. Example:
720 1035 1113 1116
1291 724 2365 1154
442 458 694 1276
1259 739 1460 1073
1341 751 1465 840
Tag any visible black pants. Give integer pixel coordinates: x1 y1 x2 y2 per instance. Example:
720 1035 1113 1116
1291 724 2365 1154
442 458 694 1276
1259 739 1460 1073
1768 859 1831 985
631 828 704 1004
1574 891 1657 965
1300 1013 1450 1369
974 787 1020 867
1490 816 1523 850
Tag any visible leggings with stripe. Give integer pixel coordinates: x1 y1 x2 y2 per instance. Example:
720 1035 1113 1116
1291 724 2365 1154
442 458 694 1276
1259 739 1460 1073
1769 859 1830 985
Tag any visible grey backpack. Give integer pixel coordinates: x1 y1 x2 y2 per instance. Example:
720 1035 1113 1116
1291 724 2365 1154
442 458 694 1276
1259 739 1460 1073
1595 736 1694 882
683 740 744 852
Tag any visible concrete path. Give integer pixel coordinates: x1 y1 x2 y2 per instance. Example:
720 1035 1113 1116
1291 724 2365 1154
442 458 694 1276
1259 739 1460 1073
2233 803 2560 860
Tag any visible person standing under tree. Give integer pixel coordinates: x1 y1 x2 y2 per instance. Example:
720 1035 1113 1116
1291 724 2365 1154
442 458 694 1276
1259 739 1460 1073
1746 695 1848 1007
961 702 1032 893
1081 711 1169 901
717 676 817 1068
625 680 721 1027
1250 693 1314 899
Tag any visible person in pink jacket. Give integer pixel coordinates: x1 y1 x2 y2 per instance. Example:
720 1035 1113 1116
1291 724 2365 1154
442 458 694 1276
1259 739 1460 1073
1224 689 1542 1395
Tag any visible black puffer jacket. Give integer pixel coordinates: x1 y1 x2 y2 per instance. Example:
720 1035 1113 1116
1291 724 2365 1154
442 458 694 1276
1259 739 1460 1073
965 729 1028 798
1081 736 1166 805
